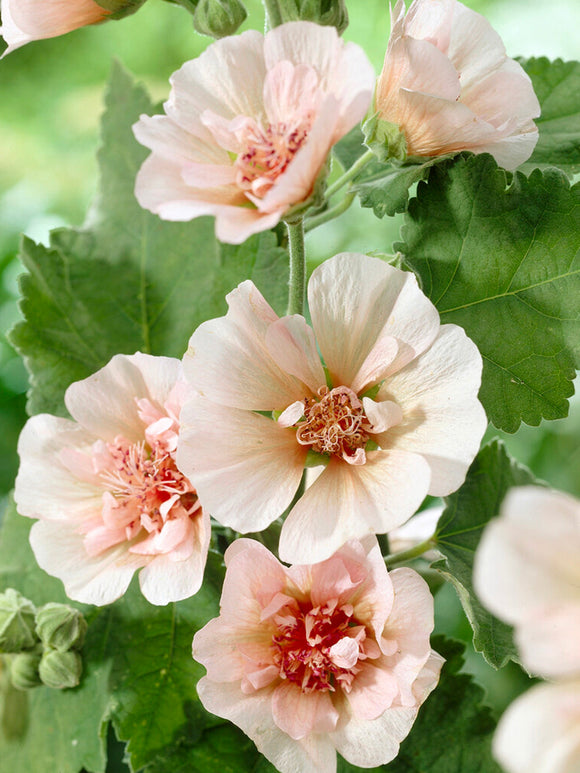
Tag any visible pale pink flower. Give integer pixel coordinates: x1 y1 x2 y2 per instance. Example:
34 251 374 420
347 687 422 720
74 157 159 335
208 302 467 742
474 487 580 680
14 353 210 606
493 681 580 773
0 0 110 56
132 22 375 244
375 0 540 170
177 252 486 565
193 537 444 773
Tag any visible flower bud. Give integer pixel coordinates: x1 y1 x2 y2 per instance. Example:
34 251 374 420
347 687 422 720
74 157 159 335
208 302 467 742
38 649 83 690
193 0 247 37
0 589 37 653
362 113 407 163
92 0 147 19
269 0 348 33
10 646 43 690
35 603 87 652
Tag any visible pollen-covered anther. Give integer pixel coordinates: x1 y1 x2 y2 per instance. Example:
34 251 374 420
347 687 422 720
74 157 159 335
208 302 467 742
272 598 370 693
235 116 313 198
294 385 374 465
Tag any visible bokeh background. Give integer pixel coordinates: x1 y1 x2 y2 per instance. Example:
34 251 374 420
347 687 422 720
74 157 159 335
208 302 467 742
0 0 578 765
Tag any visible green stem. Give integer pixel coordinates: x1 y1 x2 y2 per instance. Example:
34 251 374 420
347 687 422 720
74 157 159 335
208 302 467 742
304 192 355 232
383 536 436 567
286 218 306 316
324 148 375 200
262 0 283 28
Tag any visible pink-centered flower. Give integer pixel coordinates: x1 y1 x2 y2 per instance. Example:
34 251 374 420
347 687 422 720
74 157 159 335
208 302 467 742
14 353 210 606
474 487 580 773
177 252 487 565
375 0 540 170
132 22 375 244
193 538 444 773
0 0 110 56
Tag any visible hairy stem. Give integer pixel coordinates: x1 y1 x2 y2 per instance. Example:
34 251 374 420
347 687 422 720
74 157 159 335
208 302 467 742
324 148 375 200
383 536 436 567
286 218 306 316
305 192 355 232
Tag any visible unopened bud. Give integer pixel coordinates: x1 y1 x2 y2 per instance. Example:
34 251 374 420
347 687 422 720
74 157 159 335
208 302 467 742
269 0 348 33
93 0 147 19
194 0 247 37
0 589 37 653
35 603 87 652
10 646 43 690
38 649 83 690
362 113 407 163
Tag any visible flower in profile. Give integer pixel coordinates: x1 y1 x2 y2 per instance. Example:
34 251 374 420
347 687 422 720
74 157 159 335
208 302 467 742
132 22 375 244
178 252 486 565
474 486 580 773
374 0 540 170
193 537 444 772
15 353 210 606
0 0 142 57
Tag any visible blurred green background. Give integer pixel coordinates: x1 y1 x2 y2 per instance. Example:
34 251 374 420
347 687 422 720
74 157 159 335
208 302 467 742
0 0 578 759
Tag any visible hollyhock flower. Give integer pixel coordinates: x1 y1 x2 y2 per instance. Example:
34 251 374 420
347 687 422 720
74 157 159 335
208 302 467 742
14 353 210 606
374 0 540 170
474 487 580 680
178 252 486 564
493 681 580 773
193 538 444 773
0 0 140 56
132 22 375 244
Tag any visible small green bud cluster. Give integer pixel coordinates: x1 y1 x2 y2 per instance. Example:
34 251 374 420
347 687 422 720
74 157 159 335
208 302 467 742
267 0 348 34
0 590 86 691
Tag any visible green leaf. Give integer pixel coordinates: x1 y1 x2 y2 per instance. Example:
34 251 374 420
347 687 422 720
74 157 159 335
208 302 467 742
0 500 110 773
351 155 451 218
337 637 502 773
519 58 580 175
433 440 537 668
332 125 367 171
398 153 580 432
10 62 289 417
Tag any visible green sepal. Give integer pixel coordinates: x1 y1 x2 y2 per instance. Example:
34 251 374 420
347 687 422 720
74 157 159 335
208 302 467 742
362 112 407 163
0 589 37 654
265 0 348 32
193 0 247 37
9 645 43 691
92 0 148 19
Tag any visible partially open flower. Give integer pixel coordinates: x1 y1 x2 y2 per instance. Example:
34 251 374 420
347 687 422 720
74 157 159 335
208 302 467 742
178 252 486 564
0 0 143 56
374 0 540 170
193 538 444 773
15 353 210 607
132 21 374 244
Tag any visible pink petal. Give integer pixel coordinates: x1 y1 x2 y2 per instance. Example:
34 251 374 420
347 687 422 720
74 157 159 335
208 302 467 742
65 353 183 443
14 414 102 521
272 681 339 739
346 660 399 720
132 113 230 167
516 603 580 679
308 254 440 390
263 60 320 125
266 316 326 395
381 323 486 497
362 398 403 434
183 280 304 410
279 450 431 565
177 397 306 533
29 520 144 606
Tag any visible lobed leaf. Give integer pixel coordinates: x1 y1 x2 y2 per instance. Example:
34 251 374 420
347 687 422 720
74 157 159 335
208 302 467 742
398 153 579 432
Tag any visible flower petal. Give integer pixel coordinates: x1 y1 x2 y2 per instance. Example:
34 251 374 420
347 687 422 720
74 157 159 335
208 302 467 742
177 397 306 533
380 323 486 497
266 316 326 395
279 450 431 565
272 682 339 739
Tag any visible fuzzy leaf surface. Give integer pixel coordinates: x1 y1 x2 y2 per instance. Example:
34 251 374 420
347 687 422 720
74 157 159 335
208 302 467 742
398 153 579 432
10 62 288 417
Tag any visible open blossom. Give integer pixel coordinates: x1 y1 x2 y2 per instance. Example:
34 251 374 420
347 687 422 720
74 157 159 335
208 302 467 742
193 538 444 773
132 22 374 244
177 252 486 565
375 0 540 170
14 353 210 606
1 0 113 56
474 487 580 773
